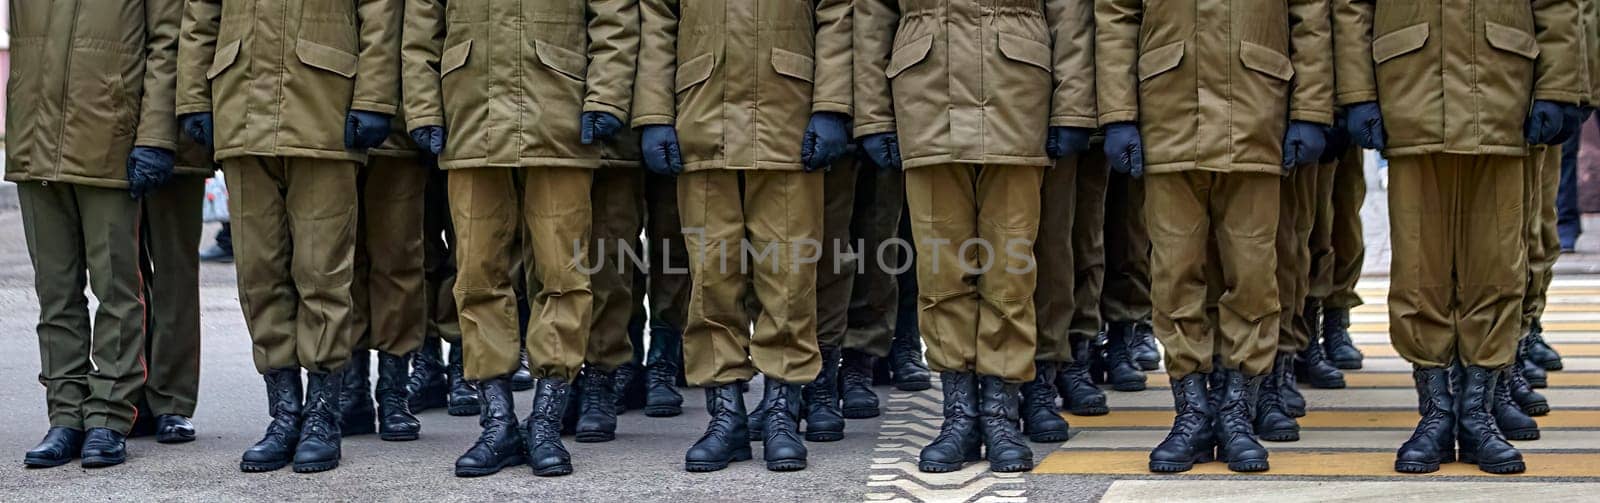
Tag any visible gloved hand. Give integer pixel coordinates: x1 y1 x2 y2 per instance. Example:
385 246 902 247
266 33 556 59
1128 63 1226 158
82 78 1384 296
1344 101 1386 151
640 125 684 176
1103 122 1145 178
180 113 215 148
1282 121 1328 172
345 110 393 150
1045 126 1095 159
410 126 447 157
126 146 176 199
1320 112 1351 165
801 112 851 172
1525 100 1570 146
581 111 625 145
1551 103 1588 145
860 133 903 172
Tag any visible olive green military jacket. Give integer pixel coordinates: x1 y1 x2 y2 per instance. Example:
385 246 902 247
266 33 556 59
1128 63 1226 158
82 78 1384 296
370 112 420 158
855 0 1094 170
175 135 217 176
1099 0 1333 175
402 0 638 170
1334 0 1584 158
176 0 402 163
5 0 181 189
1581 0 1600 105
632 0 853 172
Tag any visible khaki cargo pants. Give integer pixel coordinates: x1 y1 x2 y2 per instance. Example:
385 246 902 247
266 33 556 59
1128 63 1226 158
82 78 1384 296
425 167 463 344
139 175 206 418
1523 145 1563 329
845 163 906 357
588 168 645 371
818 158 860 349
1323 147 1367 309
352 156 428 357
1103 172 1152 323
1036 150 1110 363
1275 164 1319 353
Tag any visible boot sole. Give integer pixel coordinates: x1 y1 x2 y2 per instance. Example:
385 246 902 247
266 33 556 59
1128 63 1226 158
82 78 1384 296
645 405 683 417
918 459 974 473
1226 459 1270 472
455 455 528 478
576 431 616 443
292 459 340 473
1394 460 1441 474
1332 360 1363 370
1136 360 1159 372
533 464 574 477
1259 430 1300 443
989 460 1034 473
685 449 753 472
380 431 420 442
240 459 290 473
80 454 126 469
767 459 807 472
1537 359 1564 371
448 404 482 417
1523 403 1551 416
894 381 933 392
1464 455 1527 474
1068 405 1110 417
1027 431 1070 443
1287 408 1307 418
805 431 844 442
1112 382 1146 392
1504 428 1541 441
1148 461 1195 473
156 431 196 444
23 455 73 469
1527 378 1549 389
842 408 881 419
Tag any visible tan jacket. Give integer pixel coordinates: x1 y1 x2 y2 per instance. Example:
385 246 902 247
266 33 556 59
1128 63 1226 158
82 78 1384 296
175 135 217 176
402 0 638 170
1582 0 1600 104
5 0 181 189
176 0 402 163
1099 0 1333 175
855 0 1094 169
632 0 853 172
1334 0 1584 157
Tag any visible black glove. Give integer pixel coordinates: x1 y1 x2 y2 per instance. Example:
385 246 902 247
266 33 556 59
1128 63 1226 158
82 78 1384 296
127 146 176 199
860 133 903 172
1282 121 1328 172
581 111 625 145
1045 126 1094 159
1525 100 1569 146
345 110 393 149
410 126 447 157
801 112 851 172
1103 122 1145 178
1320 112 1351 165
1550 103 1587 145
180 113 215 148
1344 101 1386 151
641 125 684 176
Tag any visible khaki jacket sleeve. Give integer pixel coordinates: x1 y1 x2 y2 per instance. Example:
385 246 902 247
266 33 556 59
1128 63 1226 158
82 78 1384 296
1534 0 1587 104
631 0 679 127
852 0 898 137
1047 0 1096 128
353 0 402 115
175 0 221 116
1288 0 1334 124
137 0 182 151
1331 0 1376 106
813 0 853 116
587 0 640 120
402 0 446 131
1094 0 1141 125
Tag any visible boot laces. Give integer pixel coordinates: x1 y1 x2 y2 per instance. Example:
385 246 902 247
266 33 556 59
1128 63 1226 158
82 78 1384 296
843 365 874 390
1024 379 1057 414
530 388 564 443
647 361 678 387
766 392 802 442
697 390 740 444
580 373 611 415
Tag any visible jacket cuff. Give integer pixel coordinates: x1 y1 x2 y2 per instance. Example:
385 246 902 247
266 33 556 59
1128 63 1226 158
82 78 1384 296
407 115 444 132
584 101 630 122
631 114 676 128
134 137 179 152
1098 110 1138 126
1534 89 1587 106
1050 116 1098 129
175 103 213 116
351 100 399 116
1289 109 1334 126
852 122 895 139
812 101 851 116
1334 90 1379 107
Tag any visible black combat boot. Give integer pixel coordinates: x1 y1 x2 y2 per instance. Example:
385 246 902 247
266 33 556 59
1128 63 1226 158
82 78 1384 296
575 367 619 443
294 371 344 473
447 344 481 416
511 350 536 392
454 378 527 477
644 324 685 417
759 379 808 471
1395 367 1455 473
889 324 934 392
1493 368 1541 441
376 352 422 441
407 338 448 412
919 373 982 473
1295 339 1347 389
340 350 376 436
1131 320 1160 371
1021 362 1070 443
1148 373 1216 472
1508 352 1550 416
156 415 196 444
1104 322 1148 391
978 376 1034 472
79 428 127 468
612 362 644 414
1056 338 1109 416
1254 353 1300 442
685 383 754 472
1525 320 1564 371
1521 340 1549 388
25 427 84 468
1455 365 1525 474
841 349 882 418
802 346 846 442
1320 306 1364 369
1282 354 1307 418
241 368 302 473
1214 369 1269 472
525 378 574 476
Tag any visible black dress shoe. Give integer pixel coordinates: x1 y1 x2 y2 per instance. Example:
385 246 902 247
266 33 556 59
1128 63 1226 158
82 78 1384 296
80 428 127 468
24 427 84 468
156 415 197 444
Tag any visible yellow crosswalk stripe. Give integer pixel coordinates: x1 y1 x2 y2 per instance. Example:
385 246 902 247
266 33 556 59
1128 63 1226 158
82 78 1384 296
1358 343 1600 357
1351 321 1600 333
1035 451 1600 477
1143 372 1600 388
1066 410 1600 429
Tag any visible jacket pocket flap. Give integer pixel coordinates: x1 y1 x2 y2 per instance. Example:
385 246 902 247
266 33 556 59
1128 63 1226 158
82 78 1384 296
1486 22 1540 59
207 40 242 80
296 40 358 78
676 53 716 92
1372 23 1430 64
1239 41 1294 81
771 49 815 83
997 33 1051 72
1138 41 1185 81
535 40 587 80
886 34 934 79
442 40 473 77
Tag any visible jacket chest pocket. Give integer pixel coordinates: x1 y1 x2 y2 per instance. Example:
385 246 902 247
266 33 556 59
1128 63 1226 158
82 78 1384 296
439 39 486 154
1481 21 1538 130
770 48 816 107
299 5 359 55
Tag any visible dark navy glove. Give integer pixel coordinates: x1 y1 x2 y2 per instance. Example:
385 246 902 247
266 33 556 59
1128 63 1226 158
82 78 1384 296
640 125 684 176
1525 100 1568 146
180 113 215 148
410 126 446 157
345 110 393 150
581 111 625 145
1283 121 1328 172
1103 122 1145 178
860 133 903 172
1320 112 1351 165
1344 101 1386 151
801 112 851 172
1551 103 1587 145
127 147 176 199
1045 126 1094 159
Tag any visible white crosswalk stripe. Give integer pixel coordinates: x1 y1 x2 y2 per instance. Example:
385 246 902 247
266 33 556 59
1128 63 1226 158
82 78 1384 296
862 381 1030 503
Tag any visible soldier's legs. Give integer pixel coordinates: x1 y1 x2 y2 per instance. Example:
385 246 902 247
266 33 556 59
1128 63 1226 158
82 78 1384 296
140 175 206 418
359 158 428 357
449 167 525 381
1275 169 1310 354
745 171 826 384
817 164 860 349
1214 173 1280 376
1325 147 1366 310
679 171 757 386
1035 157 1080 364
1524 146 1562 327
520 168 596 382
425 168 463 345
1104 173 1152 324
1308 157 1339 300
1070 151 1110 346
588 169 645 372
845 166 904 357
